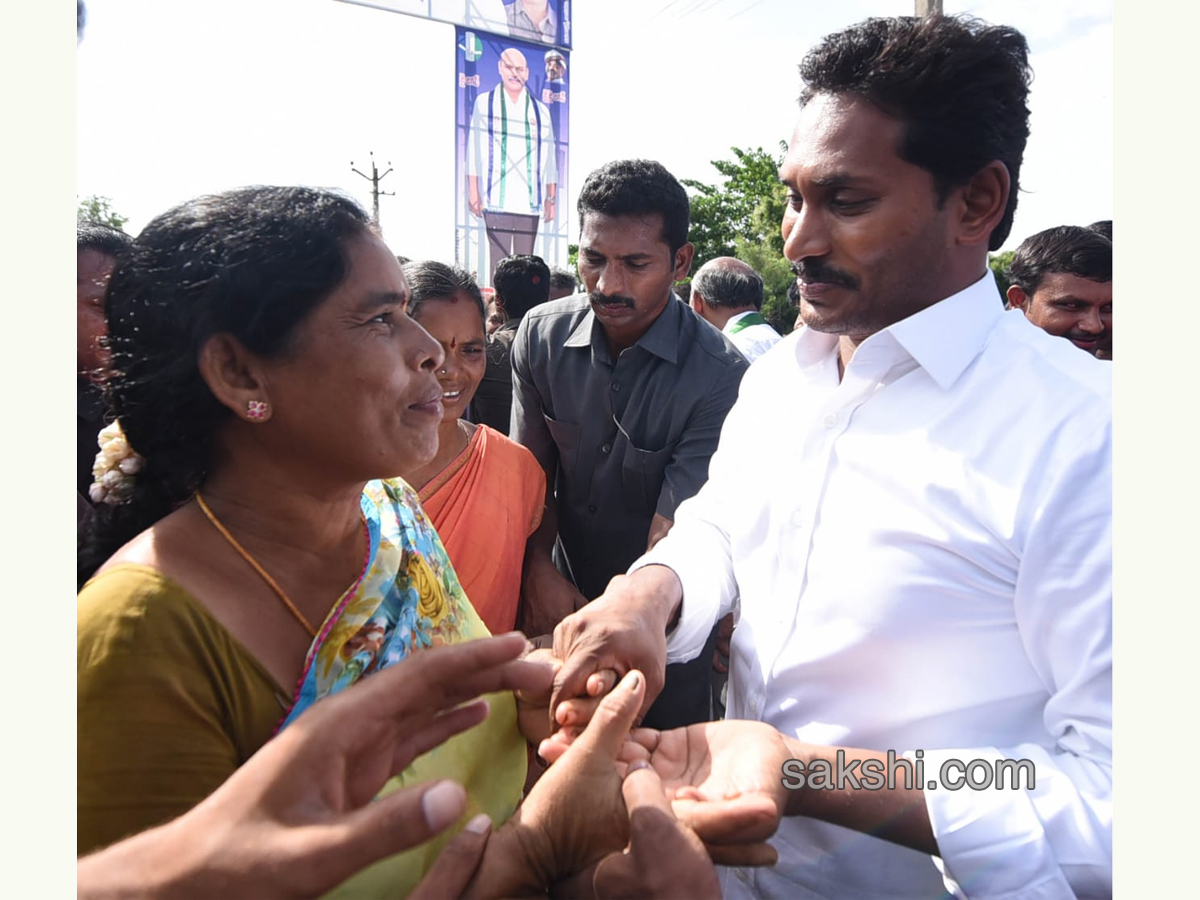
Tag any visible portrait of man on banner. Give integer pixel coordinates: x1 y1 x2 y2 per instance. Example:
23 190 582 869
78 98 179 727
458 29 568 284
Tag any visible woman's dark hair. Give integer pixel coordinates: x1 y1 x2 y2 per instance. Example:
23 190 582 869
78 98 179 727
402 260 486 327
799 15 1031 250
79 186 373 586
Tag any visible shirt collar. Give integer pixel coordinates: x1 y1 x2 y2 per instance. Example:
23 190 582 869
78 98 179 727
722 310 757 333
885 270 1003 390
791 270 1003 389
563 294 684 364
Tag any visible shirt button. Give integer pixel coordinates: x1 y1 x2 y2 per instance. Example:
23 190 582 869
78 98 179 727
611 382 621 392
749 696 760 716
736 868 750 883
588 504 597 513
823 413 837 428
601 443 611 454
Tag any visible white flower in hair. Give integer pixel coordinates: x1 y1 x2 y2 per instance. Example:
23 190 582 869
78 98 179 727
89 420 145 506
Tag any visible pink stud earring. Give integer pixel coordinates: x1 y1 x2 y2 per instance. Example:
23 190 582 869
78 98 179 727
246 400 271 422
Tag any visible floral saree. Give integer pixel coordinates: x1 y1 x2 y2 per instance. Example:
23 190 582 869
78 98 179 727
282 477 526 898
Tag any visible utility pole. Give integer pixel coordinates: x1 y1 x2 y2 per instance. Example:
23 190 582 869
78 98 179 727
350 151 394 226
916 0 943 14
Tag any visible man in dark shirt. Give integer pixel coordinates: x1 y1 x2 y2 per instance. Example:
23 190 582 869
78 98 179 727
472 254 550 434
511 159 748 728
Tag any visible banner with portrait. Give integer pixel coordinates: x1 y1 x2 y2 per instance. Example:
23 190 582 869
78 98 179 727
339 1 572 50
454 27 570 286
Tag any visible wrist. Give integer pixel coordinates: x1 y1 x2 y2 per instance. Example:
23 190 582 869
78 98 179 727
626 565 683 635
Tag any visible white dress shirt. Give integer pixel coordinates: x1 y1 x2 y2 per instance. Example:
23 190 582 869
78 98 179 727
635 272 1112 899
723 310 783 362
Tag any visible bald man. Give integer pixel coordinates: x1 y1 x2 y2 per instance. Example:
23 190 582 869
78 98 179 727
467 47 558 282
689 257 781 362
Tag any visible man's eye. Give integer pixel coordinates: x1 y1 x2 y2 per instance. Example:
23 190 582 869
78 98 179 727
369 312 393 325
787 194 803 210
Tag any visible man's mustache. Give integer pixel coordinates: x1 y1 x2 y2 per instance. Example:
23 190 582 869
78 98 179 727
589 291 635 309
791 260 859 290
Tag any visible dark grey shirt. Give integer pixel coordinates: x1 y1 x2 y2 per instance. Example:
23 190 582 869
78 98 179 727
471 319 519 435
512 294 748 599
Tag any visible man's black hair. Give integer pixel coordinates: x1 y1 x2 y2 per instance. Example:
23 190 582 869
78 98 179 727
1087 220 1113 241
577 159 690 256
493 254 551 320
78 221 133 259
549 265 577 294
799 15 1031 250
1008 225 1112 296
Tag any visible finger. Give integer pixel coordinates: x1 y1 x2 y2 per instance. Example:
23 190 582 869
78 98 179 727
587 668 619 697
319 779 468 880
672 794 781 845
349 634 530 717
554 693 608 728
621 763 675 819
571 670 646 761
712 657 728 675
407 813 492 900
548 651 610 725
704 841 778 867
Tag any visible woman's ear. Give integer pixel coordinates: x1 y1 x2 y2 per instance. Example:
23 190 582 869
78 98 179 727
197 333 274 423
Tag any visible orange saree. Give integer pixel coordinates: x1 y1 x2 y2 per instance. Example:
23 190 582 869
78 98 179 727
418 424 545 634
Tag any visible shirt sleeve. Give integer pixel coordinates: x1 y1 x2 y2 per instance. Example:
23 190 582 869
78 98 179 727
466 94 485 180
919 418 1112 899
510 314 557 482
540 102 557 186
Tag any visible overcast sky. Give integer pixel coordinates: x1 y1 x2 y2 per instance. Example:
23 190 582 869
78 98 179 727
76 0 1110 261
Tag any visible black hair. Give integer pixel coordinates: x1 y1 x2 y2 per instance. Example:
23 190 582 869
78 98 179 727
549 265 577 294
577 159 690 256
492 254 551 320
78 221 133 259
1087 220 1112 241
79 186 373 586
1008 225 1112 296
799 15 1031 250
692 263 764 310
402 260 486 326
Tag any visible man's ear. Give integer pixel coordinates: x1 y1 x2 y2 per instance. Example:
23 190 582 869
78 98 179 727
197 333 273 422
1006 284 1030 312
673 242 695 282
689 293 705 315
954 161 1010 248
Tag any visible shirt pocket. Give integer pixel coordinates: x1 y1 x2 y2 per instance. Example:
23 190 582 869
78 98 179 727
543 414 581 474
618 435 673 517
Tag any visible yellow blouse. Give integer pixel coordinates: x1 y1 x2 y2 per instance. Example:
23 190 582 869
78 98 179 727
78 563 526 897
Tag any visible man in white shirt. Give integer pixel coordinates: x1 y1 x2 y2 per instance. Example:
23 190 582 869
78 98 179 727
467 47 557 282
689 256 782 363
551 14 1111 899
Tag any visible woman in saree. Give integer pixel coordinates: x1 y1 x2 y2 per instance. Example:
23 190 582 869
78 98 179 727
397 260 545 637
75 187 645 897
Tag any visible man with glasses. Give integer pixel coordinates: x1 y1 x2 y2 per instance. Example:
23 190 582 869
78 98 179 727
511 159 748 728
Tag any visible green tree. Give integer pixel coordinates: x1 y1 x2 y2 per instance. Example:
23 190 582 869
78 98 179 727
684 144 796 334
683 146 786 269
988 250 1015 302
77 195 129 231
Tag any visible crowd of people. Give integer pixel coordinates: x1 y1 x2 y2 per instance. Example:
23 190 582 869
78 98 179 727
77 11 1111 900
